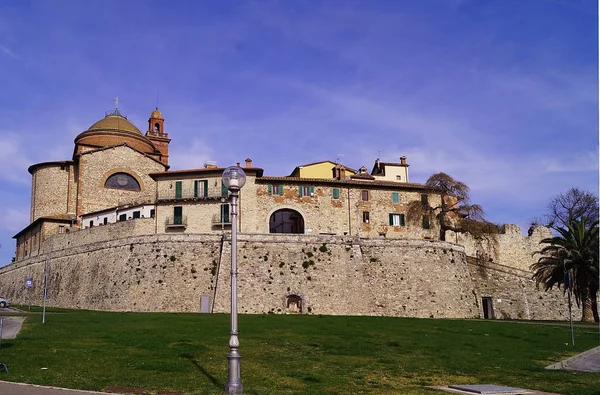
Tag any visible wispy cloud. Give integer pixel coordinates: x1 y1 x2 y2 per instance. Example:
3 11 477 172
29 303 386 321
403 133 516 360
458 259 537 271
0 133 31 185
0 43 18 59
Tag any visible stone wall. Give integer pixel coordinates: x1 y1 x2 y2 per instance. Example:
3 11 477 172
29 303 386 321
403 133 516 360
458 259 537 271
449 224 552 271
0 227 571 320
30 164 71 222
77 146 165 216
467 257 580 320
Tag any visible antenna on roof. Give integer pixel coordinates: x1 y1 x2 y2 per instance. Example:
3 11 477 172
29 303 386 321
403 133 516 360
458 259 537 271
377 149 384 158
336 154 344 163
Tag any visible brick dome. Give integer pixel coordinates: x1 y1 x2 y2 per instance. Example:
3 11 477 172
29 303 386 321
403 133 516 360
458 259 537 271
75 110 157 154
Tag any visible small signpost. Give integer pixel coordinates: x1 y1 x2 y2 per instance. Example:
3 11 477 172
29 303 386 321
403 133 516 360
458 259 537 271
26 278 33 311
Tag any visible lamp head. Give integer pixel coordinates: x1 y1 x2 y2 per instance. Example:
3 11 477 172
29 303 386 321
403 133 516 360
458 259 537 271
222 166 247 191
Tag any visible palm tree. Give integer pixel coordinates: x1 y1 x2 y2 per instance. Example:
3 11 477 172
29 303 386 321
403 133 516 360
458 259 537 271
531 219 599 322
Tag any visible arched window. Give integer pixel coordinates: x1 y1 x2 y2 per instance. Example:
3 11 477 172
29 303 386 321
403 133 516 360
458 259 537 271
154 123 160 132
104 172 141 191
269 209 304 234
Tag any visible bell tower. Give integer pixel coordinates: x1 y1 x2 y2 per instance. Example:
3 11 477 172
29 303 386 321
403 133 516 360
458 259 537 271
145 107 171 165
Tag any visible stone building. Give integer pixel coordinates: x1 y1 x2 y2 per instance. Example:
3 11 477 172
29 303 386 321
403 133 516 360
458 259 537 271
4 105 573 321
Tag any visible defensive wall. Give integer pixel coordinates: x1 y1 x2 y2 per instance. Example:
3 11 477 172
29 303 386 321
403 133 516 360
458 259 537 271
0 219 574 320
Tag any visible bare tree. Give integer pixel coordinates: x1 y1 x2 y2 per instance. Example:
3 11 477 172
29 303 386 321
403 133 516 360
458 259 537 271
532 188 599 229
408 172 499 241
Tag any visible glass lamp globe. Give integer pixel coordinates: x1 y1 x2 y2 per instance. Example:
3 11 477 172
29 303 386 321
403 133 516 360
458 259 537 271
222 166 247 191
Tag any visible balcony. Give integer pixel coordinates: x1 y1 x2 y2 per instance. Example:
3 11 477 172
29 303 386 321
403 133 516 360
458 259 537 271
165 215 187 229
157 190 228 202
212 214 231 227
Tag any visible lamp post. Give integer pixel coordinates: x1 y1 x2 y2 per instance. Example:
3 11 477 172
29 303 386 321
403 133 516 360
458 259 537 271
222 166 246 395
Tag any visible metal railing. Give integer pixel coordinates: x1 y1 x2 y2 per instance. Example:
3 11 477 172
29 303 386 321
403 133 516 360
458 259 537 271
165 215 187 228
212 214 231 226
157 190 228 202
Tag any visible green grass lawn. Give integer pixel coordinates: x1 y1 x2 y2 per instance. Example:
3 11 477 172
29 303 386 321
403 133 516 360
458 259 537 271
0 308 598 395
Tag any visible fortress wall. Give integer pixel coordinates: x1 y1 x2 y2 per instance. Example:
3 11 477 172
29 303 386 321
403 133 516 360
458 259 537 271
213 235 478 318
450 225 552 272
0 231 569 320
467 258 579 320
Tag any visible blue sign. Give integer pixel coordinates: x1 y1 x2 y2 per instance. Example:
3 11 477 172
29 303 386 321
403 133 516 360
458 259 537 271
25 278 33 288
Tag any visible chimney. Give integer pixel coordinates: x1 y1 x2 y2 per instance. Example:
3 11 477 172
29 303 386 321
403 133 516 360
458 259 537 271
359 166 367 174
245 158 252 168
400 156 407 165
236 162 241 167
204 161 217 169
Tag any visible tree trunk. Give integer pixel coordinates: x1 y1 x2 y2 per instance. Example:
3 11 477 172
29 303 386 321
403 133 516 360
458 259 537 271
581 294 595 322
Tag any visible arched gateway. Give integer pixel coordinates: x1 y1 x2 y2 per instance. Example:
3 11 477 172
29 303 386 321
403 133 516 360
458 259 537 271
269 209 305 234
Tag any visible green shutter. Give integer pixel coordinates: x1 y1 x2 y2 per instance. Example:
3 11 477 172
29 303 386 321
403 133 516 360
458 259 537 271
389 214 394 226
175 181 182 199
278 185 284 195
298 186 303 197
332 188 340 199
194 180 199 198
310 186 315 195
422 215 430 229
268 185 273 195
400 214 406 226
203 180 208 198
222 182 228 197
392 192 399 203
221 204 230 223
421 194 428 207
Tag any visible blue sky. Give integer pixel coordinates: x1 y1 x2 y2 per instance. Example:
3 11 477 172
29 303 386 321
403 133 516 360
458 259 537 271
0 0 597 265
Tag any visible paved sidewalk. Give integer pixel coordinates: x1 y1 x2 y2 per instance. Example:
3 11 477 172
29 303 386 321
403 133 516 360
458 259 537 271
0 381 117 395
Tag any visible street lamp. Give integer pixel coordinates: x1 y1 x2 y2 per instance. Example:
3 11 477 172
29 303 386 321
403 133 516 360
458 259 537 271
222 166 246 395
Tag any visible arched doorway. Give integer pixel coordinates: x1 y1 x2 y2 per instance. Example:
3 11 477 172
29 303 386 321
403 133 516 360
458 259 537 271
269 209 305 234
286 295 303 313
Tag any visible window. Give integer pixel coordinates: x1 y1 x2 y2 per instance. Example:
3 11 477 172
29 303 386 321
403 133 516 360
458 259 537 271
173 206 183 225
392 192 399 203
396 175 402 181
332 188 340 200
221 181 229 197
361 190 369 201
103 218 108 225
220 204 230 224
362 211 370 223
194 180 209 198
133 211 141 219
421 194 429 207
105 172 140 191
150 209 155 218
89 221 94 227
389 213 405 226
268 184 284 196
119 214 127 222
298 185 315 197
59 226 65 234
154 123 160 132
422 215 431 229
175 181 182 199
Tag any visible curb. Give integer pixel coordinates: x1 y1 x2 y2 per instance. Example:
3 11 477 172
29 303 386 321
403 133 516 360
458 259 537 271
545 346 600 370
0 380 118 394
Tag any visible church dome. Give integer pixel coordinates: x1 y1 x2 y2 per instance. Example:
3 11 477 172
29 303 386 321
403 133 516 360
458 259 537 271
74 109 157 155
